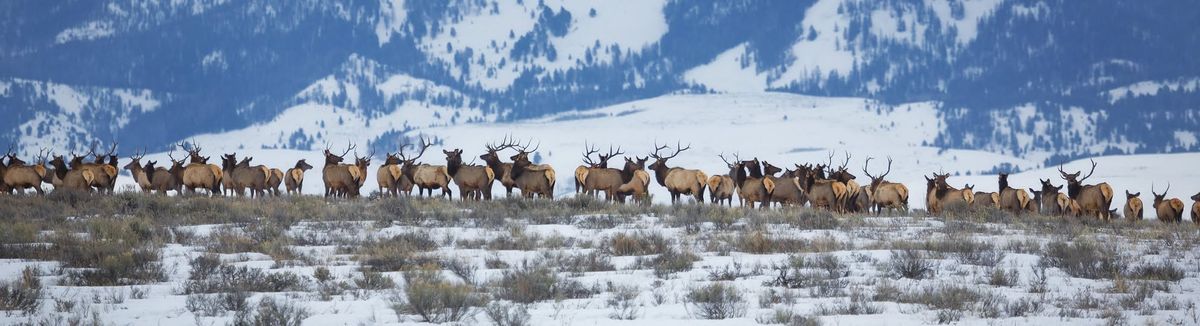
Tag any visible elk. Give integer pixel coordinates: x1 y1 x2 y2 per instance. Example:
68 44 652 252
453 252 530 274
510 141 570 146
322 143 355 198
972 191 999 210
648 142 707 204
580 143 625 201
1124 191 1144 220
445 148 495 200
508 141 555 198
376 152 406 197
4 150 48 195
0 148 10 194
797 162 846 213
350 150 373 196
221 154 270 197
122 150 152 193
1190 192 1199 224
180 142 222 195
616 157 651 204
707 173 736 207
1151 183 1184 223
266 168 284 196
285 159 314 195
724 154 773 209
47 154 93 193
1059 159 1114 219
763 162 803 207
827 152 863 213
148 150 185 195
928 173 974 214
400 138 452 198
862 157 909 215
480 136 518 197
996 173 1033 214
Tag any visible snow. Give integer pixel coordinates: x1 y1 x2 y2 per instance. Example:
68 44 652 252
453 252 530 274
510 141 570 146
772 0 858 87
55 21 115 44
1105 77 1200 104
417 0 668 90
374 0 407 45
926 0 1005 45
683 43 769 93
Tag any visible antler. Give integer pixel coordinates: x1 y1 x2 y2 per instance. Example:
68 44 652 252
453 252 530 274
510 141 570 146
651 141 689 160
718 152 741 167
339 141 355 158
582 141 600 166
839 151 851 171
862 156 893 180
103 142 118 157
486 134 518 153
601 145 624 161
1080 159 1098 182
515 138 539 154
408 136 432 161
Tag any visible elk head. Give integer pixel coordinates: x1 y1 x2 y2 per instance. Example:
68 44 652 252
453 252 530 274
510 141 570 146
741 158 763 178
1059 159 1098 196
383 153 401 165
581 141 621 169
1039 178 1062 195
509 139 540 167
49 155 69 180
399 137 432 177
1191 192 1200 202
1151 183 1170 206
180 142 208 164
862 157 893 190
649 142 689 172
324 142 354 167
221 153 238 170
828 151 856 182
1126 190 1140 200
294 159 314 171
998 173 1010 190
481 136 517 166
123 149 146 172
762 162 782 177
719 153 744 185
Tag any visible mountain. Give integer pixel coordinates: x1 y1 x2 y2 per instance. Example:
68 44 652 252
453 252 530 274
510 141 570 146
2 0 1198 166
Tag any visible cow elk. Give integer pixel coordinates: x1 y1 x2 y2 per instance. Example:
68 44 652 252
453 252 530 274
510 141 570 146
285 159 314 195
995 173 1033 214
4 150 48 195
508 140 556 199
1124 191 1143 220
376 152 406 197
445 148 495 200
648 142 707 204
616 157 651 204
707 173 736 207
763 162 803 207
862 157 909 215
180 142 222 196
47 154 92 193
1151 183 1184 223
222 154 271 198
1059 159 1114 219
266 168 284 196
1190 192 1199 224
928 173 974 215
123 150 153 193
72 143 118 194
828 152 863 213
724 154 773 209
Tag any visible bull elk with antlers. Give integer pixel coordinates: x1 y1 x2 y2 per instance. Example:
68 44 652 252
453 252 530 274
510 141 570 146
648 142 707 204
1151 183 1184 223
322 142 359 198
862 157 908 214
400 138 452 198
480 136 518 197
122 150 153 193
1124 191 1144 220
508 140 555 198
445 148 495 200
285 159 314 195
827 152 864 213
1059 160 1114 220
578 143 625 201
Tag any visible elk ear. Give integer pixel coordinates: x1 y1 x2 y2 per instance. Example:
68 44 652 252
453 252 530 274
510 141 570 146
1054 185 1063 190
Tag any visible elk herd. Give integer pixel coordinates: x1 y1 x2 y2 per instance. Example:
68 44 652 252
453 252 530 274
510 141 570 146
2 140 1199 224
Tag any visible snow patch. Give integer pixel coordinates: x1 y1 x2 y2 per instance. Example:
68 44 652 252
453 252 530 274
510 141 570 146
374 0 407 45
55 21 115 44
682 43 768 93
1105 77 1200 104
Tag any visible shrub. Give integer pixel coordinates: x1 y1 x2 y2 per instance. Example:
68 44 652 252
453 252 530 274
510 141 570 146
491 261 591 303
607 284 641 320
358 233 440 272
633 248 701 279
813 289 882 316
232 297 310 326
0 267 42 314
185 258 309 294
186 291 249 317
1040 241 1127 279
484 301 531 326
604 232 670 256
355 271 397 290
1127 261 1185 281
948 239 1006 267
889 249 935 279
53 224 166 286
685 283 747 320
551 251 615 275
442 257 479 284
397 266 485 323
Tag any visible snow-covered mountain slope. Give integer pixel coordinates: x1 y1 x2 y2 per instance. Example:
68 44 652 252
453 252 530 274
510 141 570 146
111 92 1200 214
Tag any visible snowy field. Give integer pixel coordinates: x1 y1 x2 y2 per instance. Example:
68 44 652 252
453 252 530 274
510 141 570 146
1 195 1199 325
